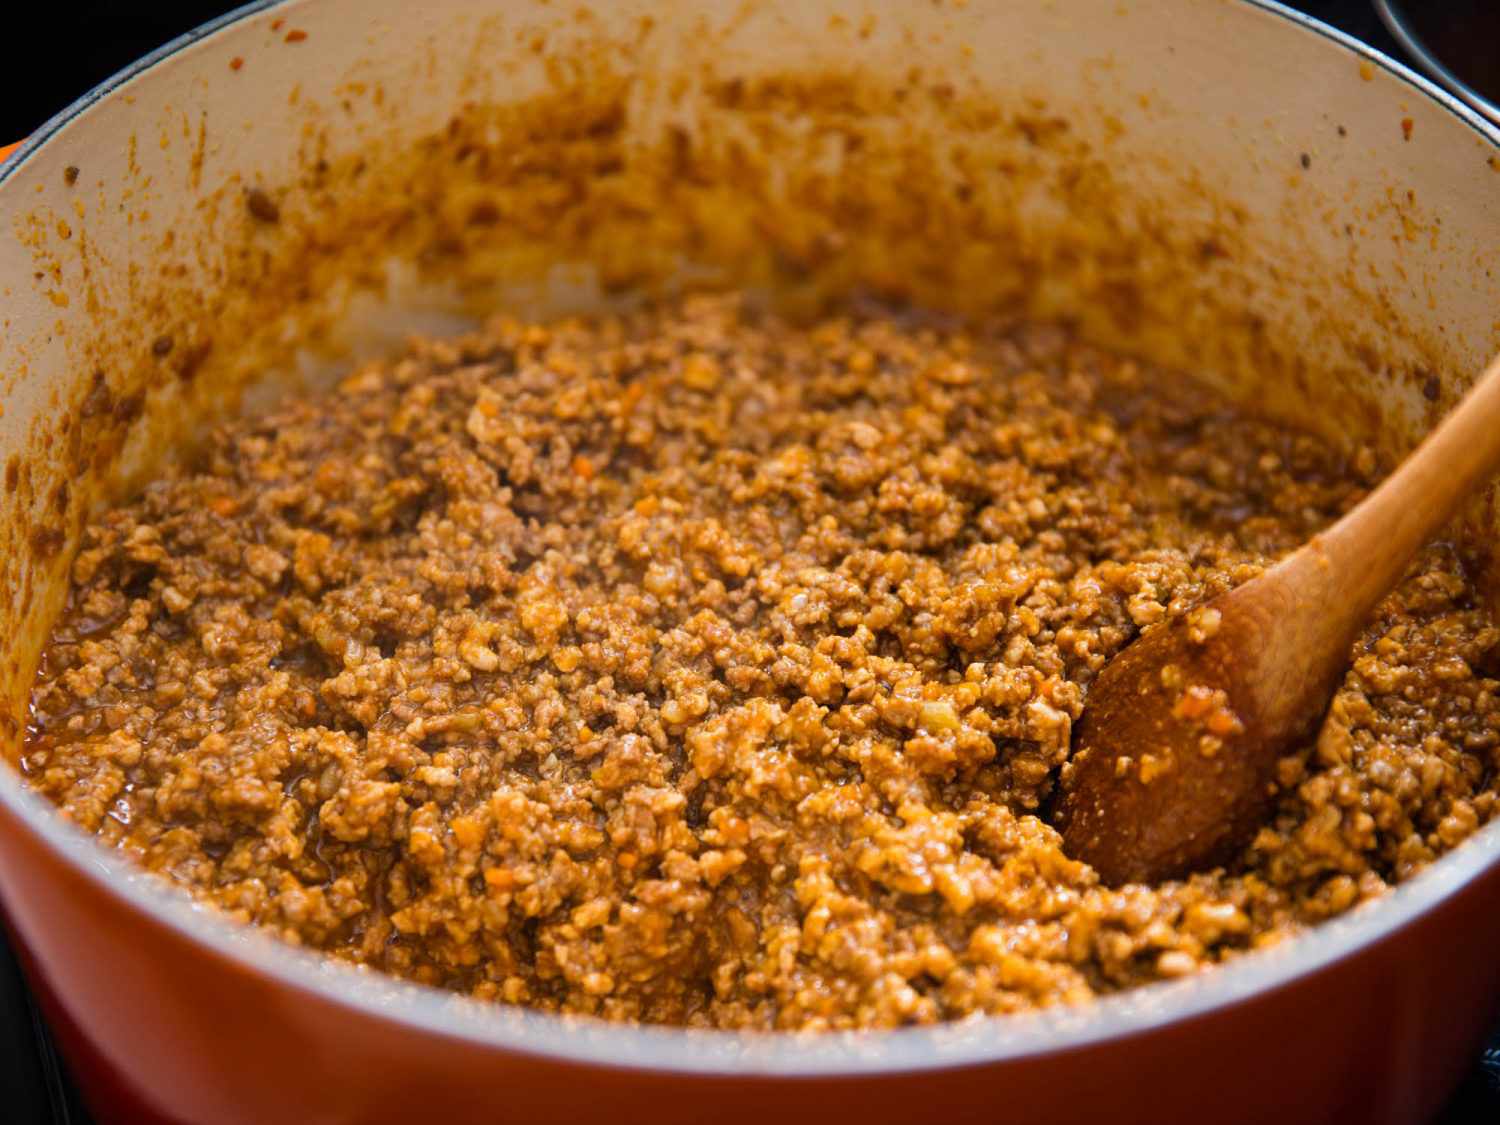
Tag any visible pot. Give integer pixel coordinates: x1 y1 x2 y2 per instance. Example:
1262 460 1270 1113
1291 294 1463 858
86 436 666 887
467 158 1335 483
1374 0 1500 125
0 1 1498 1122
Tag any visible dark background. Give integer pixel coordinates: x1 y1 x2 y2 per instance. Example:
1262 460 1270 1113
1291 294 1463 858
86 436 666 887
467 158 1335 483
0 3 1496 1124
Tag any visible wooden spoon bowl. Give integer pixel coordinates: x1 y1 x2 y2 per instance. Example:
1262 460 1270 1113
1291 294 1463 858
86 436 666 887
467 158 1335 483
1054 351 1500 886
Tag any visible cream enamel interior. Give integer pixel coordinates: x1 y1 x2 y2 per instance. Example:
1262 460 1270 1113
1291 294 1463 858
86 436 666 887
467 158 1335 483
0 0 1497 1071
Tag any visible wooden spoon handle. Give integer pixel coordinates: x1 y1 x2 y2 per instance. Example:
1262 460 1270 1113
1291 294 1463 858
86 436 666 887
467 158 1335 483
1284 352 1500 623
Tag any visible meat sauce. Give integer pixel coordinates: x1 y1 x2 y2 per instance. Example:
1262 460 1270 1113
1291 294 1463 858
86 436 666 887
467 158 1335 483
23 296 1500 1029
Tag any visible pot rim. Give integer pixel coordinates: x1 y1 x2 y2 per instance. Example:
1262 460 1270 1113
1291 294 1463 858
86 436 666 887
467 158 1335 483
1373 0 1500 125
1 0 1498 1079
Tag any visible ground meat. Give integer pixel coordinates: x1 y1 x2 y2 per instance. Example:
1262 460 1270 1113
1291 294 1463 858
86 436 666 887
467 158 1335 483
23 294 1500 1030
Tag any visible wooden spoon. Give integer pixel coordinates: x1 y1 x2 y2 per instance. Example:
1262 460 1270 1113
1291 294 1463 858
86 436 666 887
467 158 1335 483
1053 352 1500 886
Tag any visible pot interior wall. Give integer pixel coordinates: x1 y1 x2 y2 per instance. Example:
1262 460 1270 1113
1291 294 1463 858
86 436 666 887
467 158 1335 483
1 0 1497 761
